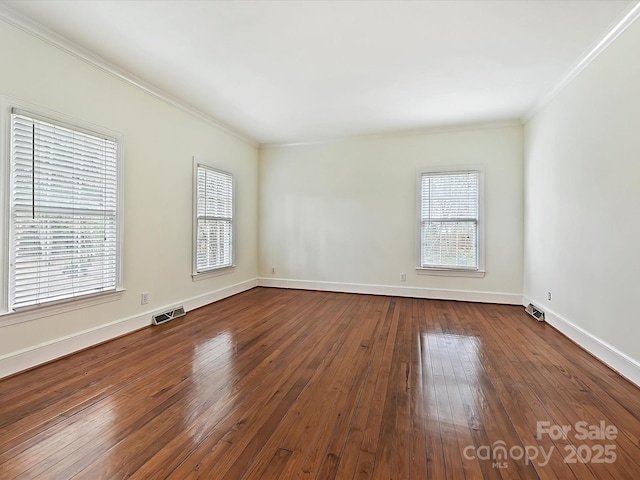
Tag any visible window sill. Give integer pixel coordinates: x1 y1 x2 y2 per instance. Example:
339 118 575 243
192 265 235 282
416 268 486 278
0 289 126 328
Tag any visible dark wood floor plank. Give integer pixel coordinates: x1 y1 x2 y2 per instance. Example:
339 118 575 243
440 330 489 478
489 309 620 480
361 299 400 456
391 298 411 480
461 302 585 480
75 291 340 480
1 290 319 479
164 294 359 480
0 287 281 410
370 299 403 479
332 298 393 480
254 447 293 480
486 301 628 479
426 300 471 480
446 303 538 480
222 296 375 480
408 298 428 480
251 295 373 476
489 305 640 478
417 299 447 479
295 296 385 480
0 288 298 454
312 296 383 480
0 288 638 479
353 450 376 480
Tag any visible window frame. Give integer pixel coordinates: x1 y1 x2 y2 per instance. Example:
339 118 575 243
415 165 485 277
192 158 235 279
0 98 124 324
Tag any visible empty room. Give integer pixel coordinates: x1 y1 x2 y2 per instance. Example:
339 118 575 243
0 0 639 479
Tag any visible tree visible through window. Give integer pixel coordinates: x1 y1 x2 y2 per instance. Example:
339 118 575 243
194 164 233 273
420 171 479 269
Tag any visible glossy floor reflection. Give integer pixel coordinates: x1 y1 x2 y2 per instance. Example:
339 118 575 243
0 288 639 479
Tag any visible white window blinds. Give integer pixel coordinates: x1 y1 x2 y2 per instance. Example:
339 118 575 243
9 111 119 309
420 171 479 269
195 165 233 272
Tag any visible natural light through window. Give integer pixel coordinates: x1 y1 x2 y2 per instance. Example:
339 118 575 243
8 110 120 310
420 170 480 271
194 163 233 274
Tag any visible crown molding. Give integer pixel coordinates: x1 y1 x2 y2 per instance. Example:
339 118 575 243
4 1 635 148
261 118 523 150
0 4 259 148
523 0 640 123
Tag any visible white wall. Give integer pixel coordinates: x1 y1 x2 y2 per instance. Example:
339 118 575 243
524 17 640 379
259 125 524 303
0 21 258 371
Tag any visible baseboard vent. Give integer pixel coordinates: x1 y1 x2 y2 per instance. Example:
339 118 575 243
525 303 545 322
152 306 186 325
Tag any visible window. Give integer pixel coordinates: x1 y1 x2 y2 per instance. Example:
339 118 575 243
419 170 482 272
194 163 233 274
8 109 120 310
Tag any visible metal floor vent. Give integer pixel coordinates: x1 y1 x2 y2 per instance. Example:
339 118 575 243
152 306 186 325
525 303 545 322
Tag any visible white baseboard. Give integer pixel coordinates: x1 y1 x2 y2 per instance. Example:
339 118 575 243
7 280 636 390
0 278 258 379
523 296 640 388
182 278 258 312
258 277 522 305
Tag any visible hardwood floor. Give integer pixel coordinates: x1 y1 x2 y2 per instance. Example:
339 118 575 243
0 287 639 479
